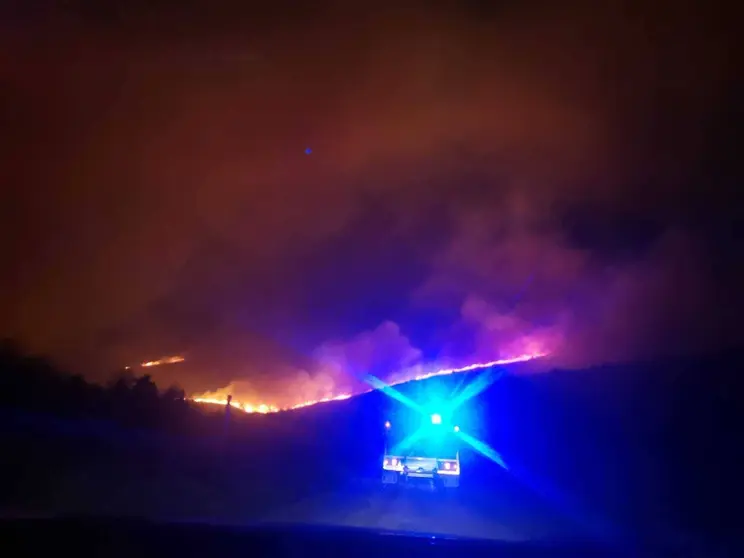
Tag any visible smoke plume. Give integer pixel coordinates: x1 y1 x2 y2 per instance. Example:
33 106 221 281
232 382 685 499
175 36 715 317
2 1 741 400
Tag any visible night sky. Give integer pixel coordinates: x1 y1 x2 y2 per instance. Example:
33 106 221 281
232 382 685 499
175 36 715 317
2 1 742 399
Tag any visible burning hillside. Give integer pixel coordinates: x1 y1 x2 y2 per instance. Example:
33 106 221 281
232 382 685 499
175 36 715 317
191 352 545 414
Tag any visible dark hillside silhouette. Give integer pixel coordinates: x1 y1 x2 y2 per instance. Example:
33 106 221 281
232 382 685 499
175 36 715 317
0 338 742 550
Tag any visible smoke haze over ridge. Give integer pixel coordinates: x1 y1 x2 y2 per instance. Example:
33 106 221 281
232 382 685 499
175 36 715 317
1 0 741 399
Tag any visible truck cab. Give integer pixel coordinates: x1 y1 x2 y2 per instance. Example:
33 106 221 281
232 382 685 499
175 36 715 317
381 413 461 489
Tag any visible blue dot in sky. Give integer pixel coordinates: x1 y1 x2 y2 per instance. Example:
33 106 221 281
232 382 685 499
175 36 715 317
305 147 312 155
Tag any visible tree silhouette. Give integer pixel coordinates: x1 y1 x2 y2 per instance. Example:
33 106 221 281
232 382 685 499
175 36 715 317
162 385 186 403
132 374 159 401
0 340 207 432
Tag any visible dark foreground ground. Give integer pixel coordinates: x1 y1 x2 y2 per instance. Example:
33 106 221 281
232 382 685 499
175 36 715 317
0 409 601 545
0 411 578 542
260 475 585 543
2 455 590 544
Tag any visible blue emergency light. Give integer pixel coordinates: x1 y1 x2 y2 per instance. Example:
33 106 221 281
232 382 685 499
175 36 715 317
430 413 442 425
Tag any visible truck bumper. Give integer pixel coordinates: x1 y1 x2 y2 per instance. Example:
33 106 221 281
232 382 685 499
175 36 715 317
439 474 459 488
381 470 399 484
381 469 460 488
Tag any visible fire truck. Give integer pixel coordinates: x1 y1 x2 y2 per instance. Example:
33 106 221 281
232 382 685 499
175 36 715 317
381 411 461 489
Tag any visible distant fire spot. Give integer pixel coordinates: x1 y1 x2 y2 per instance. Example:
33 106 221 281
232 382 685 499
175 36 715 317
140 356 185 368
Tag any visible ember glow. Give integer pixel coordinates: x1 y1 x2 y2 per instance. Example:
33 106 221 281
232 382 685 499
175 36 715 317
141 356 185 368
190 352 546 414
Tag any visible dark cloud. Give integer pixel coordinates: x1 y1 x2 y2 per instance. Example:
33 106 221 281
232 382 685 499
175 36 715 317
1 1 741 396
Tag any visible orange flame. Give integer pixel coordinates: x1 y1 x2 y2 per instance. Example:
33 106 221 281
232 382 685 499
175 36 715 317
191 392 353 414
141 355 185 368
189 352 545 415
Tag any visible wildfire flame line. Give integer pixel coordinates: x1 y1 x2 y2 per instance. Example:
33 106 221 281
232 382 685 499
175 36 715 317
190 352 546 415
141 356 185 368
